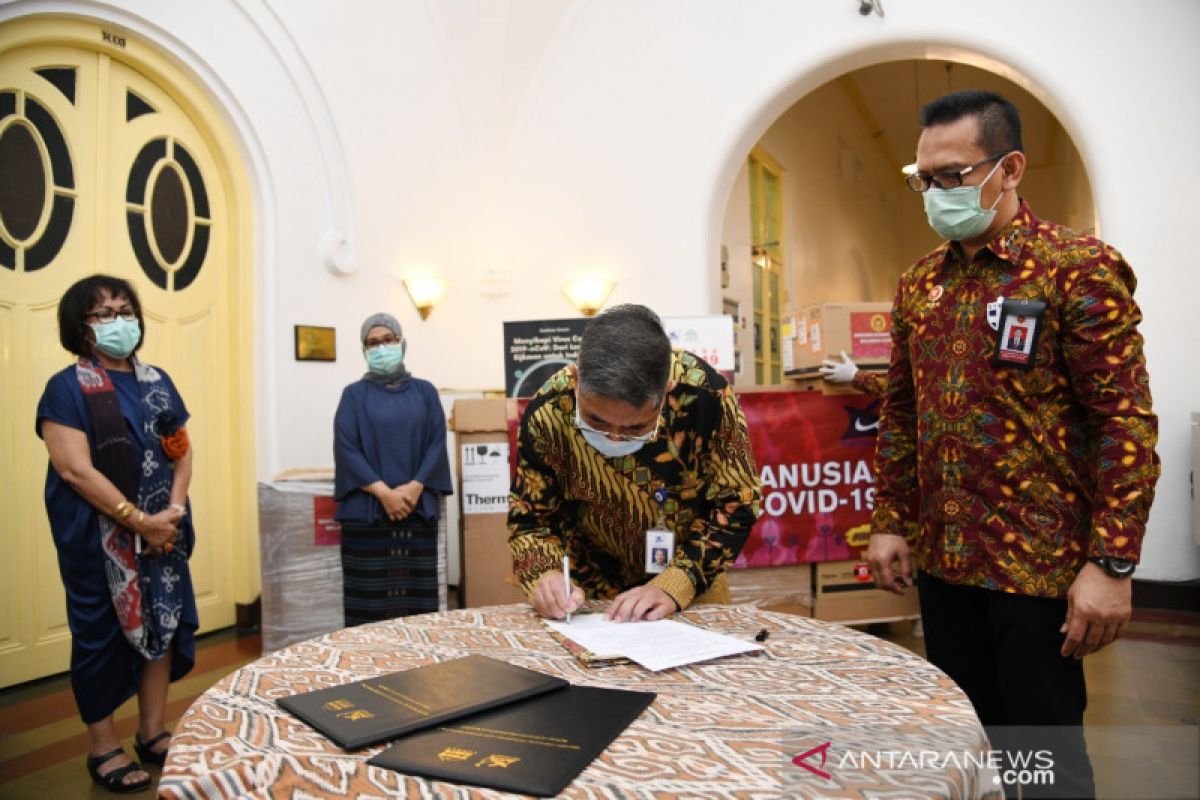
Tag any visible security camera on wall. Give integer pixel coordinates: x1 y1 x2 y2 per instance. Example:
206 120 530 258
858 0 884 17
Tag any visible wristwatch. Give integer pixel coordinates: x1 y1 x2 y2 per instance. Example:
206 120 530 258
1089 556 1136 579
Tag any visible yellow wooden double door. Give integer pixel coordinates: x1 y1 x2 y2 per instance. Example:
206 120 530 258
0 18 256 687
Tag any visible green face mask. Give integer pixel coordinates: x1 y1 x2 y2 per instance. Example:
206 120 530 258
90 318 141 359
366 343 405 374
922 156 1007 241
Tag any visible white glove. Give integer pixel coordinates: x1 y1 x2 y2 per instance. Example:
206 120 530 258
818 351 858 383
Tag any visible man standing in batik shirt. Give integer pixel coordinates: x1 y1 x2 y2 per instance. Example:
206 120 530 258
509 304 761 623
867 90 1159 798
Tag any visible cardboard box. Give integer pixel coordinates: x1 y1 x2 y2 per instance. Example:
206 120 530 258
452 398 526 608
786 302 892 377
813 559 920 623
786 372 886 396
728 565 813 617
450 398 510 432
726 560 919 623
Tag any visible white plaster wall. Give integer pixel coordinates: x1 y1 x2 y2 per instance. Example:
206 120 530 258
756 80 917 309
7 0 1196 582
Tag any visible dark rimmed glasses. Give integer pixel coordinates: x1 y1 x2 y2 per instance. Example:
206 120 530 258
905 151 1011 193
85 308 137 324
363 334 401 350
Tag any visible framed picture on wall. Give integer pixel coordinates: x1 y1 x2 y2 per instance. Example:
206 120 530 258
295 325 336 361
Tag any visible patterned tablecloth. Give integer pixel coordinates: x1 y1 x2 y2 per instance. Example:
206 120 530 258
158 604 1000 799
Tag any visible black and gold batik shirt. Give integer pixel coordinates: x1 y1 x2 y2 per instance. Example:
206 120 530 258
508 350 761 610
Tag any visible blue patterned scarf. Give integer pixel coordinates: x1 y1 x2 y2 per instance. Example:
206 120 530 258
76 357 190 660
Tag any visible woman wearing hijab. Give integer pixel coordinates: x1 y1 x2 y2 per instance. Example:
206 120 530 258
37 274 198 793
333 313 453 626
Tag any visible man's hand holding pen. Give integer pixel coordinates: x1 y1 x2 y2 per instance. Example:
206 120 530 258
532 569 584 620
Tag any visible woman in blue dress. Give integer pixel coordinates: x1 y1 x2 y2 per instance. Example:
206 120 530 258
37 274 198 793
333 312 453 626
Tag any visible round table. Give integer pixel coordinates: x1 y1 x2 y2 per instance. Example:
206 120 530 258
158 604 1000 799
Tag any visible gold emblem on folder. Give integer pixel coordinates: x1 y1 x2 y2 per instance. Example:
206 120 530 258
323 699 354 711
476 754 521 769
437 747 476 762
337 709 375 721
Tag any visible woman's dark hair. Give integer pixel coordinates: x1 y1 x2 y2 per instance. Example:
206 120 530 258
919 89 1023 154
58 274 145 357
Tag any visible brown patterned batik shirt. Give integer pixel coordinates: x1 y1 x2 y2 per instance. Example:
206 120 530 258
508 350 761 610
871 200 1159 598
851 370 886 399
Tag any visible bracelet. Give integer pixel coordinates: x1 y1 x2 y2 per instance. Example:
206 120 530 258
113 500 135 521
170 503 187 516
137 511 145 526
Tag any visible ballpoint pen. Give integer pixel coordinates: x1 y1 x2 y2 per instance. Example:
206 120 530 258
562 555 572 624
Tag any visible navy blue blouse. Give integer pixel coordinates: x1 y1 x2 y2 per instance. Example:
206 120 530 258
333 378 453 524
37 366 191 554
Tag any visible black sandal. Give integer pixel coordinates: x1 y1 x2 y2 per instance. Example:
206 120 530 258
134 731 171 766
86 747 151 794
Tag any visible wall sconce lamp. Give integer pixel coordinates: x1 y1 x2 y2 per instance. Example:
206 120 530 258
562 276 615 316
402 275 448 320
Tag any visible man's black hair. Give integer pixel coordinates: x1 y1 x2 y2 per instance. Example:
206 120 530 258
58 274 145 357
920 89 1023 154
577 303 671 407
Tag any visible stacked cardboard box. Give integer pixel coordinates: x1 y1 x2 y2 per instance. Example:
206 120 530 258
727 565 813 616
451 399 527 608
812 560 920 622
730 560 919 623
784 302 893 378
787 371 887 396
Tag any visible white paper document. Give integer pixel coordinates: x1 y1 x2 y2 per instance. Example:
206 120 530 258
544 614 763 672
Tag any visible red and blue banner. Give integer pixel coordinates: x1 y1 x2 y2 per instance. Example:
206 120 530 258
734 390 879 567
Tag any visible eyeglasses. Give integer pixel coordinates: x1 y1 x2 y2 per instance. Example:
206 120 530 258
363 335 401 350
85 308 137 323
905 151 1011 193
573 406 661 443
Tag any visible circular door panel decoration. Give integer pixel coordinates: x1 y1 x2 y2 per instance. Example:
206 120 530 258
125 136 210 290
0 89 76 272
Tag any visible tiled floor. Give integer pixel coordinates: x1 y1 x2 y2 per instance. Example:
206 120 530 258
0 609 1195 798
0 629 262 798
866 610 1200 799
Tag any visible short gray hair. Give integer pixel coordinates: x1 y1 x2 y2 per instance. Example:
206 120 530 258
577 304 671 407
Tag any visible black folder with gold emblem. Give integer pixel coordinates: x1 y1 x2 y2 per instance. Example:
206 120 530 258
276 654 569 750
367 684 656 796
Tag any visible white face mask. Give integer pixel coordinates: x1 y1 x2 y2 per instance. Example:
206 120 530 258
574 406 657 458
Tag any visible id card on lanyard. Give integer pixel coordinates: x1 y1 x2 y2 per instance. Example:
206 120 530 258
991 297 1047 369
645 486 673 574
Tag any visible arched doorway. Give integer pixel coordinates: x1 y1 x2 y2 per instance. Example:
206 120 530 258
0 16 257 686
719 58 1095 387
